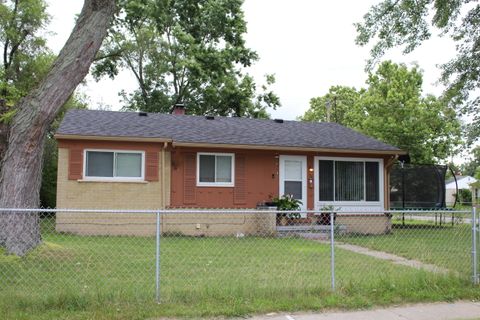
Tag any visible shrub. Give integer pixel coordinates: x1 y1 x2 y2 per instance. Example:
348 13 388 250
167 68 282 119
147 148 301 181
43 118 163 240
455 189 472 205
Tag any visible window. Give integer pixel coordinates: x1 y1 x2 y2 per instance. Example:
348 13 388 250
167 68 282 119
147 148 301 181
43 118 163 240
318 159 380 202
197 153 234 186
84 150 144 180
283 159 303 199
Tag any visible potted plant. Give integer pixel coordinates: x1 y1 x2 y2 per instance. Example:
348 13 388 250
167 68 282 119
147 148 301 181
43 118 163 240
318 205 339 225
272 194 302 226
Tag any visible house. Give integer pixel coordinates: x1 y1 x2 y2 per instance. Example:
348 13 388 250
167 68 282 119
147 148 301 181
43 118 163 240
445 175 478 205
54 106 405 236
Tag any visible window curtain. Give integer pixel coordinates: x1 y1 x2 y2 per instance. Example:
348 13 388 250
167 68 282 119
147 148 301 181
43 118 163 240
335 161 364 201
318 160 334 201
365 162 379 201
86 151 114 177
116 153 142 177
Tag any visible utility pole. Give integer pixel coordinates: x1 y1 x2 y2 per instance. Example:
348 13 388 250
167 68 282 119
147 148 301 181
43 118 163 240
325 99 331 122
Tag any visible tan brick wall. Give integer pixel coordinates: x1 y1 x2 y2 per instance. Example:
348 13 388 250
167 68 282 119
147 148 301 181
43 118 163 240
336 214 391 235
161 212 277 236
56 147 168 210
56 147 276 236
56 147 170 235
55 211 276 237
55 212 157 236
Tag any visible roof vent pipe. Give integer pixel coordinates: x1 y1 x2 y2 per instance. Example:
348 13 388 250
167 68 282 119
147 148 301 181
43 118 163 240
171 103 186 115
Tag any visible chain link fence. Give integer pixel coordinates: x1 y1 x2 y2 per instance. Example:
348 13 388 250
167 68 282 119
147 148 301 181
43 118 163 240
0 207 478 306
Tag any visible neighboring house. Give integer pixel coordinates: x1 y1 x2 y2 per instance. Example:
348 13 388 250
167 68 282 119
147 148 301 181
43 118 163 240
55 106 404 236
445 175 478 205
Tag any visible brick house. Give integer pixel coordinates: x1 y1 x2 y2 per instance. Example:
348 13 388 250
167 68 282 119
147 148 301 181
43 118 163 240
54 106 404 236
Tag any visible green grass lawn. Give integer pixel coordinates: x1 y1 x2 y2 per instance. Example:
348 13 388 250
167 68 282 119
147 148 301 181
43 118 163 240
341 219 473 275
1 222 479 319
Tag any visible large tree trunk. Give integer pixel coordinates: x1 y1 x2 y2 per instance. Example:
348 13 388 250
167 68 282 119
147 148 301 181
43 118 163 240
0 99 8 162
0 0 116 256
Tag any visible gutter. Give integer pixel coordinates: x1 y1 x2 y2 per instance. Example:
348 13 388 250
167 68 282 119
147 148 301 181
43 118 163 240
54 134 172 143
171 141 406 156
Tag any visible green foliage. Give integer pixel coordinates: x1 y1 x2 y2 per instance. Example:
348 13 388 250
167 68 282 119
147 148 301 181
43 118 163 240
301 86 363 126
94 0 280 117
455 189 472 205
39 137 57 208
0 0 51 103
301 61 462 164
272 194 302 219
461 146 480 177
355 0 480 145
0 0 87 208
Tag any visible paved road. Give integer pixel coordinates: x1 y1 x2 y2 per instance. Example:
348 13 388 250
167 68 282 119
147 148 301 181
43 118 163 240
248 301 480 320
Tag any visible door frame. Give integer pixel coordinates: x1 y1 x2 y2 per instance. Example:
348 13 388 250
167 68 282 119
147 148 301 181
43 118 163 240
279 155 307 214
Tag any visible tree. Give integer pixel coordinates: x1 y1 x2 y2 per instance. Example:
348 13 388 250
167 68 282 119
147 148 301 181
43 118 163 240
93 0 280 117
300 85 363 126
461 146 480 177
0 0 51 158
0 0 116 256
301 61 462 164
40 96 87 209
0 0 89 208
355 0 480 144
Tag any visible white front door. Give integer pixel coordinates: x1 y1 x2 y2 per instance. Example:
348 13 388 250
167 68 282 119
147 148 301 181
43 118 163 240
279 155 307 215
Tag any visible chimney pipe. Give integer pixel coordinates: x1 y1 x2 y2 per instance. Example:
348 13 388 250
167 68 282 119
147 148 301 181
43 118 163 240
171 103 185 115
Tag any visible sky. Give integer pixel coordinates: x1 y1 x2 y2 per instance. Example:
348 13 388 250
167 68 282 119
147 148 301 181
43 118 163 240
45 0 457 121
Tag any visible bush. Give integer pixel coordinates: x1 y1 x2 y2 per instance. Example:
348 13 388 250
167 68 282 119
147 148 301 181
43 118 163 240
272 194 302 219
455 189 472 205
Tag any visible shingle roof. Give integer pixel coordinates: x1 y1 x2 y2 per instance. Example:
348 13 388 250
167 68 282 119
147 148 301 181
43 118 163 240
56 109 402 152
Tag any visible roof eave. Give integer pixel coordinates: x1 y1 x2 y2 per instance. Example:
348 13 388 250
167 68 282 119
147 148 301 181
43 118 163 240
54 134 172 143
171 141 406 155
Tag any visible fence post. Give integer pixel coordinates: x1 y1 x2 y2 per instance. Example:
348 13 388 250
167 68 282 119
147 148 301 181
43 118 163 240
477 206 480 285
155 211 161 302
330 211 335 291
472 206 478 285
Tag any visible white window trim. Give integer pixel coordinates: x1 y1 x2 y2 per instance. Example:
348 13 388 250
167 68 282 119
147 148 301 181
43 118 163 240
83 149 145 182
314 156 384 207
196 152 235 187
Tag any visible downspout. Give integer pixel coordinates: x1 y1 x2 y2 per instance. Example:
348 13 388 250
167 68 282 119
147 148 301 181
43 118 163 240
385 155 398 210
162 142 168 208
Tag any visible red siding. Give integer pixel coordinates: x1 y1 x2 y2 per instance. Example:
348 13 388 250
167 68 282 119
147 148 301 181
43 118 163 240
233 154 247 205
145 151 159 181
183 153 197 204
170 147 392 209
68 148 83 180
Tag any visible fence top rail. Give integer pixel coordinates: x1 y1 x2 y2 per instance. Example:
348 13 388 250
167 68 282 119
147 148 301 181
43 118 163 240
0 208 472 215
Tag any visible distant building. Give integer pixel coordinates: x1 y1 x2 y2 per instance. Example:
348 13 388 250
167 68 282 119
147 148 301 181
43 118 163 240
445 175 478 205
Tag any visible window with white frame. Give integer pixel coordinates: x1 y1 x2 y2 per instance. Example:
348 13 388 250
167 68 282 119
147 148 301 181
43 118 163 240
197 153 234 186
318 159 380 202
84 150 144 180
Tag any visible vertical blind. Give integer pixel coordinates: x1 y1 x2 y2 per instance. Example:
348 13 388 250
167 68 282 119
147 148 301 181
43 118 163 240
335 161 364 201
318 160 379 202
